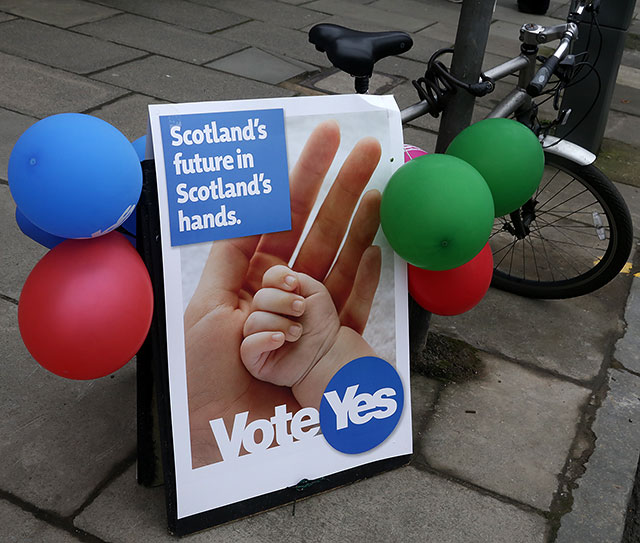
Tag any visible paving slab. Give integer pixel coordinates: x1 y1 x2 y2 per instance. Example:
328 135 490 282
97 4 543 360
0 185 48 300
0 10 16 22
280 0 320 4
309 69 399 94
556 369 640 543
493 3 570 27
615 184 640 237
91 55 294 104
402 125 438 154
420 352 591 510
1 499 78 543
401 30 511 76
617 65 640 90
0 107 36 182
376 52 428 81
0 298 137 515
75 464 547 542
0 19 145 75
206 47 313 85
430 274 629 382
0 52 127 118
193 0 327 30
622 46 640 71
75 13 244 65
610 83 640 117
0 0 119 28
90 93 168 141
300 14 410 34
410 372 441 443
548 0 572 19
369 0 463 25
614 277 640 373
605 109 640 148
304 0 436 32
90 0 247 33
486 20 525 59
216 20 332 68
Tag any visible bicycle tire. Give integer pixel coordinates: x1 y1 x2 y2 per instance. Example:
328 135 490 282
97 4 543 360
490 153 633 299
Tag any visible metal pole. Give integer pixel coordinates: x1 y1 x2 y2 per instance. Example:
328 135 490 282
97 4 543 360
435 0 495 153
410 0 495 358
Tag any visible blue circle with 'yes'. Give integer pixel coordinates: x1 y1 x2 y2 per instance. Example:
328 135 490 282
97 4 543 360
319 356 404 454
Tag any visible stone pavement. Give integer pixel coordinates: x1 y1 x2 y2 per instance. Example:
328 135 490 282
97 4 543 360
1 0 639 541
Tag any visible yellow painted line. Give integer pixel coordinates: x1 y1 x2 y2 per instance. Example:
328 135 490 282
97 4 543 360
594 261 638 276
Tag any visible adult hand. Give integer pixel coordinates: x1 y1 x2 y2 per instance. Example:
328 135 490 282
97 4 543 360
184 121 382 468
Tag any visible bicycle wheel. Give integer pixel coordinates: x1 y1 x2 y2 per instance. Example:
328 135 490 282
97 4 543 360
490 153 633 299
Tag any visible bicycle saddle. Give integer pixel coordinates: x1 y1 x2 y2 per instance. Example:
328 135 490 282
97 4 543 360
309 24 413 77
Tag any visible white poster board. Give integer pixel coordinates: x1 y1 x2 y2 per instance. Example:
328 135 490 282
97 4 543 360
146 94 411 534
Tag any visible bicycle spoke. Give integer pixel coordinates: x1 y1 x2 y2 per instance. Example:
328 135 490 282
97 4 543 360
538 217 608 245
535 168 562 198
535 201 605 229
525 234 541 282
535 177 577 209
536 188 591 217
493 238 519 268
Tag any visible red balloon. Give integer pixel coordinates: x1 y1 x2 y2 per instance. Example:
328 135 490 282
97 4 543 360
18 232 153 379
408 243 493 316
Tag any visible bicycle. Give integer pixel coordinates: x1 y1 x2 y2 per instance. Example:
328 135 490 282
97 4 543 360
308 0 633 300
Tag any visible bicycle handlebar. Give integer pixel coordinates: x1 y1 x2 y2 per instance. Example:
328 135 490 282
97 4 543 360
527 53 561 96
526 25 576 96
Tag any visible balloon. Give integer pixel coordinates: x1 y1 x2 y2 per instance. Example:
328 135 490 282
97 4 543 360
380 153 494 270
15 207 66 249
18 232 153 380
8 113 142 239
446 118 544 218
409 243 493 316
403 144 428 163
121 208 136 236
117 135 146 245
132 135 146 161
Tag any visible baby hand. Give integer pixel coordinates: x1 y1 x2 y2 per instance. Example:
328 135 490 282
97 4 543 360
240 265 340 388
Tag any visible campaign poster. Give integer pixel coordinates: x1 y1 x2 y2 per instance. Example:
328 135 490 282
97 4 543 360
147 94 410 532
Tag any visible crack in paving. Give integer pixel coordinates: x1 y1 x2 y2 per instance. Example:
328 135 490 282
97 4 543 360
548 266 637 541
0 293 19 305
0 447 137 542
410 452 551 520
547 377 608 541
0 488 110 543
72 447 137 519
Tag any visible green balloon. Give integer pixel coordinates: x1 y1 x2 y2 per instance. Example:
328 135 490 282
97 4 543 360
380 153 494 271
446 118 544 218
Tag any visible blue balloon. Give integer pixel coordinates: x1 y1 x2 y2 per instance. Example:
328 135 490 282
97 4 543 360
121 207 136 237
15 208 66 249
120 204 136 247
132 135 146 161
8 113 142 239
119 135 146 246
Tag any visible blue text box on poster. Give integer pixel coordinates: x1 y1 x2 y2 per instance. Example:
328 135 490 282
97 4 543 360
159 109 290 246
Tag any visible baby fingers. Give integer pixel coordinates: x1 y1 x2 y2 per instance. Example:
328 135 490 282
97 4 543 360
252 287 305 317
243 310 303 342
240 331 286 373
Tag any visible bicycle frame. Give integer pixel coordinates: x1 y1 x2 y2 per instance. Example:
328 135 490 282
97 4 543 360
400 10 597 168
481 48 596 167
